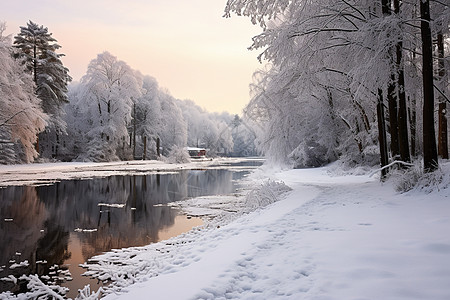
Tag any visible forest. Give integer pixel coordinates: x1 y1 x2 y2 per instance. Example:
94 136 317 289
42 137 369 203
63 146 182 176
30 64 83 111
1 0 450 179
225 0 449 176
0 22 257 164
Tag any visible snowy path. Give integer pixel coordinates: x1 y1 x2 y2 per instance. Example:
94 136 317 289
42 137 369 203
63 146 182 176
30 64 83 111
99 166 450 299
103 183 320 300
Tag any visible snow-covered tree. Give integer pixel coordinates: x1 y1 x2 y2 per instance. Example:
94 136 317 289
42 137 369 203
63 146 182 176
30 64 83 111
158 91 187 155
75 51 143 161
13 21 71 133
225 1 374 166
65 52 192 161
177 99 207 148
131 75 163 159
62 82 89 160
230 115 258 156
0 22 47 164
225 0 449 171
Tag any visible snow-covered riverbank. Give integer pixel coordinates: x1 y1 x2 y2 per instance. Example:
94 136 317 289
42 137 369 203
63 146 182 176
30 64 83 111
85 163 450 300
0 157 261 187
1 160 450 299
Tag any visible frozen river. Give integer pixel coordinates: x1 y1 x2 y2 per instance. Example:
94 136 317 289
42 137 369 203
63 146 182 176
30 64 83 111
0 158 263 298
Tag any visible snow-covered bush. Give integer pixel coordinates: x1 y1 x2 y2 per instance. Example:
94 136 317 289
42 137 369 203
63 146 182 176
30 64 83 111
289 140 330 168
0 274 68 300
165 146 191 164
394 160 446 193
76 284 104 300
243 180 292 212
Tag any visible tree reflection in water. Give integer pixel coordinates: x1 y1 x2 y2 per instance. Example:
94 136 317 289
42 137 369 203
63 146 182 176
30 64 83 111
0 168 247 297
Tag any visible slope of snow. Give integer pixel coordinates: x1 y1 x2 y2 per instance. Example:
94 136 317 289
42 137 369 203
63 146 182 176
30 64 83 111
83 165 450 300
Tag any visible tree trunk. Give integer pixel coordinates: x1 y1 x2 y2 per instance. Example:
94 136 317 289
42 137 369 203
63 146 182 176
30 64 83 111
409 25 418 158
33 43 37 84
381 0 390 14
156 137 160 157
133 102 136 159
437 31 448 159
420 0 438 172
33 42 39 155
382 0 400 159
143 136 147 160
35 136 40 154
55 133 59 158
387 77 399 158
394 0 410 163
408 95 417 157
377 89 389 179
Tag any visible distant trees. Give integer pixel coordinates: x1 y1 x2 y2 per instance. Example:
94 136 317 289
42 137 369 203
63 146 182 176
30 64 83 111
231 115 258 157
62 51 251 162
0 22 47 164
225 0 449 173
1 23 257 164
177 100 237 156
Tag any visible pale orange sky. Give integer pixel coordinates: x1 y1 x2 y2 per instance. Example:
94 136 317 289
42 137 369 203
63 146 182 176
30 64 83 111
3 0 263 114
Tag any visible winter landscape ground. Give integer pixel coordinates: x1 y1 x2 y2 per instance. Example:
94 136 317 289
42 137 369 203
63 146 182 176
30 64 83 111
1 158 450 299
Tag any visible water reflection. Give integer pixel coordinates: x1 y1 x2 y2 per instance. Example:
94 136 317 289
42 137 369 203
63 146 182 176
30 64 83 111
0 168 248 297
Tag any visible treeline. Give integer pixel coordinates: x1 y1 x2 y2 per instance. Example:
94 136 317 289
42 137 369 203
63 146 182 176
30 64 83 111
225 0 449 174
0 21 257 164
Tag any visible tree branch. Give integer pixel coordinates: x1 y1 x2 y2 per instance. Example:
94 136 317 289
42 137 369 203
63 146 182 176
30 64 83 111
369 160 415 177
290 27 358 38
434 83 450 104
0 108 29 128
340 0 366 20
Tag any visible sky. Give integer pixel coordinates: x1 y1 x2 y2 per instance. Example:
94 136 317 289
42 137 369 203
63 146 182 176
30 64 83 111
2 0 264 114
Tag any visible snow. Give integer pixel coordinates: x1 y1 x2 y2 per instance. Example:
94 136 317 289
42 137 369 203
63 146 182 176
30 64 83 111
8 261 29 270
1 160 450 299
78 163 450 300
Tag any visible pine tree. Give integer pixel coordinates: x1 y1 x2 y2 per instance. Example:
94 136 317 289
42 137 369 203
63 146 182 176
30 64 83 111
13 21 71 131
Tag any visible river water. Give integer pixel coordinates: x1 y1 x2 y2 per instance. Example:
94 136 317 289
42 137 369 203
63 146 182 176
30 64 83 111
0 159 262 298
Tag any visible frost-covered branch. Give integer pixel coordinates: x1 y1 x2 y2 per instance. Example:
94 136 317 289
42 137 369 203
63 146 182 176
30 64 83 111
369 160 415 177
289 27 359 38
0 108 30 128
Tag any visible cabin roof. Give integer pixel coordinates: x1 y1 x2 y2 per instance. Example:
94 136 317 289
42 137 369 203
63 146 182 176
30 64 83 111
186 147 206 151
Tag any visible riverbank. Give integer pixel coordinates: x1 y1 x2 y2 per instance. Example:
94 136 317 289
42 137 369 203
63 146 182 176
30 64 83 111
84 163 450 299
0 157 262 187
